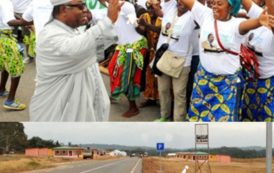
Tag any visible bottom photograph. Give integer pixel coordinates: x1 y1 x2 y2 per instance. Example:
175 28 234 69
0 122 273 173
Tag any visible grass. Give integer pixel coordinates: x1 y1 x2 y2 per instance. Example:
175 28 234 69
142 157 274 173
0 154 74 173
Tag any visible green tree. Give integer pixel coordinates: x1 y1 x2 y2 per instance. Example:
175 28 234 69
0 123 27 154
27 137 61 148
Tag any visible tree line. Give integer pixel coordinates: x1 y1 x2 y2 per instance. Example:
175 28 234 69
0 123 60 154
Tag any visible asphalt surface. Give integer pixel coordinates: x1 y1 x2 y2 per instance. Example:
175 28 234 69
0 61 160 122
25 157 142 173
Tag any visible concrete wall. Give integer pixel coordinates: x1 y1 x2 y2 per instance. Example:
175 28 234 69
209 155 231 163
25 148 53 157
54 149 83 159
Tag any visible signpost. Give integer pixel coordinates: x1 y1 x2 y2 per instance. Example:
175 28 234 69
266 122 272 173
195 124 211 173
156 143 165 173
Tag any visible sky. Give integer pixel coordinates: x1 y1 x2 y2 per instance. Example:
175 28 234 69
23 122 273 149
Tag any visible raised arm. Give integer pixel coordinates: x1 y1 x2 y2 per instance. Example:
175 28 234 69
242 0 254 12
178 0 196 10
7 19 33 27
239 8 269 35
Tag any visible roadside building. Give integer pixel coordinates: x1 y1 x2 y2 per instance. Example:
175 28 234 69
25 148 53 157
108 150 127 157
53 147 84 159
167 153 177 158
209 155 231 163
93 149 107 158
175 152 231 163
176 152 209 161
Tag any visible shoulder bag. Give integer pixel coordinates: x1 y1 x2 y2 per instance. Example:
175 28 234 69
214 20 260 81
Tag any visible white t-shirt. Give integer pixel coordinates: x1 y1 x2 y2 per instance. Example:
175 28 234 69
91 8 108 23
191 28 200 56
0 0 15 30
137 0 147 9
157 8 196 67
160 0 177 15
191 1 245 75
11 0 32 14
114 2 142 44
247 3 274 79
22 0 52 38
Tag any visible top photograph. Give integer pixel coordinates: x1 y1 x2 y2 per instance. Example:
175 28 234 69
0 0 273 122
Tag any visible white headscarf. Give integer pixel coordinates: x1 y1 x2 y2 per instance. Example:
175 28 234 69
50 0 71 6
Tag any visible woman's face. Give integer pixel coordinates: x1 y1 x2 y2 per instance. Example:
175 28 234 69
211 0 231 20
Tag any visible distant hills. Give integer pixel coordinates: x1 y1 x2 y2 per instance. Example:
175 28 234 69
78 143 272 158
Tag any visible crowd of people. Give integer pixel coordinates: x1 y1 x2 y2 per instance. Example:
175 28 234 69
0 0 273 121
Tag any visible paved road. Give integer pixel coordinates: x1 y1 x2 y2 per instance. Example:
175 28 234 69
0 62 160 121
25 157 142 173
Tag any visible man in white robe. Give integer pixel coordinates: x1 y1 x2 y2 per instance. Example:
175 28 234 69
29 0 123 121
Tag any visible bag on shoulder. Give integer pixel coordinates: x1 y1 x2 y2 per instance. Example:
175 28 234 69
151 43 169 76
239 44 260 80
156 50 185 78
214 20 260 81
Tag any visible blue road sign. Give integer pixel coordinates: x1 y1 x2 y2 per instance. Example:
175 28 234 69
156 143 165 151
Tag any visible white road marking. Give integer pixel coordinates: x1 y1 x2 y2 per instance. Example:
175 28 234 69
79 159 128 173
130 158 141 173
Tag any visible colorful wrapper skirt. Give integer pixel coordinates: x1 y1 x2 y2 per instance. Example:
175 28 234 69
108 37 147 101
239 76 274 121
187 64 243 122
0 30 24 77
23 29 36 58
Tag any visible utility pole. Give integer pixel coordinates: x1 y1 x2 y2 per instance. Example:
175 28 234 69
266 122 272 173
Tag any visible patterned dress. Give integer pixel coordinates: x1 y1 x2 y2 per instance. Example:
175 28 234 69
187 65 243 122
0 30 24 77
140 13 161 101
23 29 36 58
108 38 147 101
240 75 274 122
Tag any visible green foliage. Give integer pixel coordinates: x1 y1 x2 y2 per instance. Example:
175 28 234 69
27 137 61 148
0 122 27 154
0 123 61 154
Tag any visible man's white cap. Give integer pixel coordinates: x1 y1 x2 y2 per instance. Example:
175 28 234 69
50 0 71 6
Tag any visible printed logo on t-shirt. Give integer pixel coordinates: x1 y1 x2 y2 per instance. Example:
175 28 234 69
245 32 263 57
161 22 179 41
201 32 223 53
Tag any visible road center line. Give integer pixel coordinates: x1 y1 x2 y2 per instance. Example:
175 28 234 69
79 159 128 173
130 158 141 173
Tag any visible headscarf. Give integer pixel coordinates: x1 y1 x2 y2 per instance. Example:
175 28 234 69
50 0 71 6
227 0 241 16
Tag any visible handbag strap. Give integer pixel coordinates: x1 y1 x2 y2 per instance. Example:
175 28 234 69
214 20 239 56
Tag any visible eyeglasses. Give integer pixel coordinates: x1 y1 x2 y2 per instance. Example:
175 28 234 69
64 3 87 10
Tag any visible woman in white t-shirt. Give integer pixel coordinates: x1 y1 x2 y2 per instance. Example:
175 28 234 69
179 0 270 122
155 0 196 122
240 0 274 121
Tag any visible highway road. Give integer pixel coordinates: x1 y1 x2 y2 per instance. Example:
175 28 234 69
26 157 142 173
